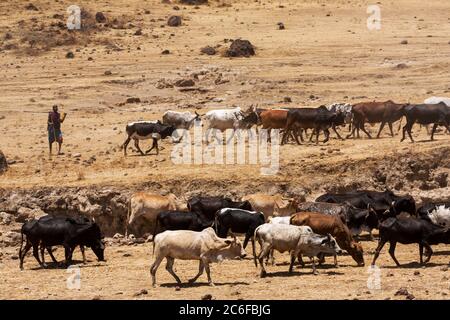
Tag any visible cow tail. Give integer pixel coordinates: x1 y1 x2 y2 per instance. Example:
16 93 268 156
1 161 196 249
252 227 259 268
19 229 25 258
125 198 131 238
152 216 159 243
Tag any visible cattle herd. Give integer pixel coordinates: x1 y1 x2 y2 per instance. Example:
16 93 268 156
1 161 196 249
121 97 450 155
18 189 450 287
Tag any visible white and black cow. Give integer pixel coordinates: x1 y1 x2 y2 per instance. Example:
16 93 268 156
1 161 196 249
122 121 176 156
418 203 450 229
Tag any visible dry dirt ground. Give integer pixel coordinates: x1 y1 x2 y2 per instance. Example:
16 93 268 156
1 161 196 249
0 0 450 300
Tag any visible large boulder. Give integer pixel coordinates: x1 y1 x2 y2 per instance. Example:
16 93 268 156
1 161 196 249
225 39 255 57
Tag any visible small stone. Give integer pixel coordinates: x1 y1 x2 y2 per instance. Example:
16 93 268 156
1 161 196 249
66 51 74 59
161 49 170 55
400 40 408 44
95 12 106 23
414 271 420 276
104 70 112 75
277 22 285 30
175 286 181 291
201 294 213 300
134 29 142 36
168 16 182 27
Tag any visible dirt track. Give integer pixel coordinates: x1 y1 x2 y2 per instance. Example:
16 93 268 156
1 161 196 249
0 0 450 300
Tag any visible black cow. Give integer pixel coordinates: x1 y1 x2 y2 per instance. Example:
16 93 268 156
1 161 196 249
187 196 253 222
152 211 213 239
297 201 378 239
371 217 450 266
214 208 265 265
401 103 450 142
122 121 176 156
282 107 346 145
316 189 416 218
19 215 105 270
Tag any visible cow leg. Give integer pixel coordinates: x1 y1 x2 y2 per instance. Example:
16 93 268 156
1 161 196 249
134 139 145 156
40 245 48 267
122 136 131 156
80 245 86 264
308 129 315 142
258 243 271 277
297 253 305 267
388 122 394 137
226 129 236 145
150 255 164 287
332 125 343 140
19 240 32 270
202 259 215 286
376 122 385 138
288 253 296 273
388 241 400 266
315 128 320 144
346 122 357 139
311 257 319 275
165 257 182 284
334 254 338 267
423 243 433 264
46 247 58 263
32 243 44 268
145 139 159 155
371 239 387 266
402 121 415 142
360 123 372 139
294 129 302 145
188 261 205 284
323 129 331 143
430 123 439 141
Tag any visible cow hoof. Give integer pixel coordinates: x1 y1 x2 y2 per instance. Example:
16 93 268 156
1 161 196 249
313 272 319 276
260 272 267 278
209 282 215 287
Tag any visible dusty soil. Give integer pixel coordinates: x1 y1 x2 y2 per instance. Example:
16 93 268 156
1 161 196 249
0 0 450 300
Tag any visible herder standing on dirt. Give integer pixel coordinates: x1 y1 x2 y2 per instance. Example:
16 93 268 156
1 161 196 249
48 105 67 156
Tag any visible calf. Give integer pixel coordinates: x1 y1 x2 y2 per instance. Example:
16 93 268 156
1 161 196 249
400 103 450 142
150 228 246 286
187 196 252 223
253 223 342 276
19 216 105 270
290 212 365 266
371 217 450 266
152 211 212 240
214 208 265 264
122 121 176 156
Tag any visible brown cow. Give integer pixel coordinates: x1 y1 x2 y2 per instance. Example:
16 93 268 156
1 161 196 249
347 101 407 139
259 109 299 143
290 212 365 266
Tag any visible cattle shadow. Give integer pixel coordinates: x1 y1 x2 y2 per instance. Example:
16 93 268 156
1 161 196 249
431 250 450 256
160 281 249 288
29 260 104 270
263 270 344 277
383 261 447 269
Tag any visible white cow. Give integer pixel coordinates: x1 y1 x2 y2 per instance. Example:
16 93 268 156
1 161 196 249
424 97 450 107
203 106 251 143
268 216 291 224
253 223 342 276
150 228 246 286
428 205 450 229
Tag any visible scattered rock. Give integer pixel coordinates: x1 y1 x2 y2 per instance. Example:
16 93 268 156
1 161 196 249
394 287 414 299
134 289 148 296
123 253 132 257
66 51 75 59
396 63 408 69
168 16 182 27
73 153 82 158
134 29 143 36
161 49 170 55
173 6 180 10
441 266 448 272
174 79 195 87
126 97 141 104
284 96 292 103
156 78 174 89
92 295 101 300
413 271 420 276
0 212 13 225
25 3 39 11
277 22 285 30
3 231 22 246
400 40 408 45
104 70 112 76
200 46 216 55
201 294 213 300
175 286 181 291
0 150 8 174
225 39 255 58
95 12 106 23
4 33 12 40
180 0 208 4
